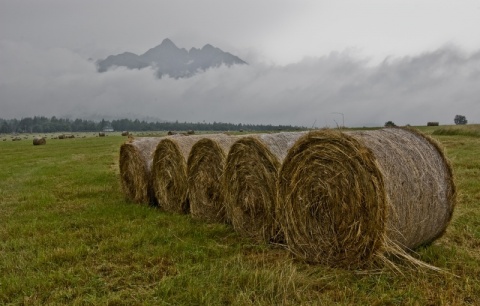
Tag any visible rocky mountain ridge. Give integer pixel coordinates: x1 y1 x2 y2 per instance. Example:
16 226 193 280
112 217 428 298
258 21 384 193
96 38 247 78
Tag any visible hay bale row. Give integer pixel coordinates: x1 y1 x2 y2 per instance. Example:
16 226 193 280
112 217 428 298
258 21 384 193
119 137 165 204
277 128 456 268
223 132 307 242
58 134 75 139
119 133 247 220
118 128 455 269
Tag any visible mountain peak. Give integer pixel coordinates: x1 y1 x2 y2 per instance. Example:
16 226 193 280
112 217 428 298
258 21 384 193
160 38 176 48
202 44 215 50
96 39 247 78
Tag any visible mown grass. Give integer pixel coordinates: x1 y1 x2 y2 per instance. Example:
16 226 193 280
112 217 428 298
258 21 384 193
1 126 480 305
431 125 480 137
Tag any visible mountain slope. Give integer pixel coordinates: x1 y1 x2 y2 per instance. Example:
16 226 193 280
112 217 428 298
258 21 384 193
96 39 247 78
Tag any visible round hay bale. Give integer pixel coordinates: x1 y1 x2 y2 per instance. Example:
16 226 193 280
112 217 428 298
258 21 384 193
187 134 242 223
223 132 307 243
12 136 21 141
151 134 214 214
277 128 456 268
119 137 165 204
33 137 46 145
99 132 105 137
121 131 129 136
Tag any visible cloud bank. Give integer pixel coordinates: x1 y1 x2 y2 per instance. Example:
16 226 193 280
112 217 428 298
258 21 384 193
1 40 479 127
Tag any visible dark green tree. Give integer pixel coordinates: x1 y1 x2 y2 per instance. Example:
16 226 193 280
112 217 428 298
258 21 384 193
384 121 396 127
454 115 467 125
1 121 11 133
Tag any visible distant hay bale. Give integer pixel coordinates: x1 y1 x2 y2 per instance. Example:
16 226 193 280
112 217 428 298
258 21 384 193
187 134 241 223
33 137 46 145
60 134 74 139
277 128 456 268
152 134 213 214
121 131 129 136
427 122 439 126
187 130 195 135
99 132 106 137
12 137 21 141
223 132 307 242
119 137 164 204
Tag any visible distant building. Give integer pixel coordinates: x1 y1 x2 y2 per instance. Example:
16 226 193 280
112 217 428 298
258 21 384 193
103 125 114 132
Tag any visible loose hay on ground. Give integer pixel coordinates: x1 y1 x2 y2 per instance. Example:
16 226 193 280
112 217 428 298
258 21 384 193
119 137 164 204
187 134 242 223
277 128 456 268
223 132 307 243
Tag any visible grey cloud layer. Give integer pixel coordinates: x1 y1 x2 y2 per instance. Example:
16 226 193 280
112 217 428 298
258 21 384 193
1 41 478 127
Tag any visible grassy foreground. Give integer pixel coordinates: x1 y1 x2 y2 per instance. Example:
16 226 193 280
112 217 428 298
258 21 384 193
1 127 479 305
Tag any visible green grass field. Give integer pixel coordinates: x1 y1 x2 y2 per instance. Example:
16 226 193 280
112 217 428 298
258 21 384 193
1 126 479 305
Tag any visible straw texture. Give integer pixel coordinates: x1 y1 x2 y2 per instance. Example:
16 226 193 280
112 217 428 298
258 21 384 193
223 132 307 242
119 137 164 204
152 134 214 214
277 128 456 268
187 134 241 223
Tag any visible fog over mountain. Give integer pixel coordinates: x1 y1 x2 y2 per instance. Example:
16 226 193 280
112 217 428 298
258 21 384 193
97 39 247 78
2 1 480 127
1 40 479 127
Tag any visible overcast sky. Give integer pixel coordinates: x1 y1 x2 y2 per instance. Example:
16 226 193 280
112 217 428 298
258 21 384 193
1 0 480 127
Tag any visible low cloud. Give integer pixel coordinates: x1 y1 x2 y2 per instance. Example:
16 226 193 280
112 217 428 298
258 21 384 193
1 40 479 127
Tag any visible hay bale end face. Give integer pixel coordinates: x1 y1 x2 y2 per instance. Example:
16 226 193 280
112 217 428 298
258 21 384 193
223 132 307 242
33 137 46 145
152 134 211 214
119 137 164 204
277 128 456 268
187 134 240 223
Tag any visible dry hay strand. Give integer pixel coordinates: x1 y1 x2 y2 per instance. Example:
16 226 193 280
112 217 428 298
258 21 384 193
223 132 307 243
277 128 456 268
119 137 164 204
187 134 242 223
33 137 46 145
152 134 216 214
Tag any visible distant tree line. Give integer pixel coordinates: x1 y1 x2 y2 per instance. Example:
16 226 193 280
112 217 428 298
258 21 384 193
0 116 302 133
